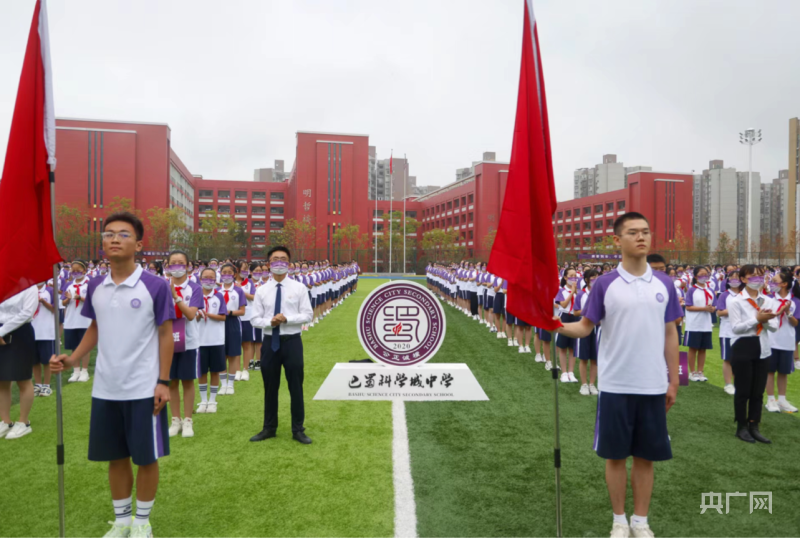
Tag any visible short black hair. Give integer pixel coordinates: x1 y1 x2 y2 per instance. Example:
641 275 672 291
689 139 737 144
647 253 666 265
267 246 291 260
105 211 144 241
167 250 190 265
613 212 649 236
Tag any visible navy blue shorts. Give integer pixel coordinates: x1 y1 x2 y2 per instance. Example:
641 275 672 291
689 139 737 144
224 315 242 357
684 331 713 350
170 349 199 381
719 337 732 361
536 327 552 343
35 340 56 365
241 320 256 343
505 311 516 326
593 392 672 462
512 311 530 327
486 295 494 310
59 309 64 324
493 293 505 314
254 328 263 342
63 328 86 351
555 313 577 349
677 324 683 346
199 345 226 374
311 296 316 308
478 292 484 306
88 397 169 467
768 349 795 374
576 331 597 361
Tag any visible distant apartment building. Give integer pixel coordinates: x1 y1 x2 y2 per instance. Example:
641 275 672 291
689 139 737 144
790 118 800 238
254 160 289 183
760 170 790 246
573 155 632 199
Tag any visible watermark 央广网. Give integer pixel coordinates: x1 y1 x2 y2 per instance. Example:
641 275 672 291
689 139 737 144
700 492 772 514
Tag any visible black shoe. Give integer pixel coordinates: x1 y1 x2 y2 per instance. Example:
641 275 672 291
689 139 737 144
292 431 312 444
248 360 254 370
749 423 771 444
736 423 756 443
254 361 261 371
250 429 277 442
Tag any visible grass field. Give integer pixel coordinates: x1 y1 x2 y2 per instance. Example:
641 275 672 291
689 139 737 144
3 279 800 537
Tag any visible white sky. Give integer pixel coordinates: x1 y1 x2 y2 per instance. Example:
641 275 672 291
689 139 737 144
1 0 798 200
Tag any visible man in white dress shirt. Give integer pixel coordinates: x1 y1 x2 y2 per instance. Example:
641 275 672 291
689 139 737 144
250 246 313 444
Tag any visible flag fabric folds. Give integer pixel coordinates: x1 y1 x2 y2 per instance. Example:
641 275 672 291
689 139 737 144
0 0 62 304
488 0 560 331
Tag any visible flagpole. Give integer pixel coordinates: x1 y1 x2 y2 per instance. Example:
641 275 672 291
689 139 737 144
549 331 563 537
403 154 407 275
374 154 378 273
389 151 393 275
50 169 66 538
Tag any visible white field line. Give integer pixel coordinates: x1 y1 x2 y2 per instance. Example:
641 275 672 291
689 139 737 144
392 399 418 538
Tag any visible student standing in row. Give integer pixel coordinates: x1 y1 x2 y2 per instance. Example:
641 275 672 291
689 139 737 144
219 264 245 395
574 269 599 396
237 261 257 380
32 282 56 398
684 266 714 382
765 270 798 413
63 261 92 383
716 272 739 395
196 268 227 414
555 269 579 383
51 212 175 538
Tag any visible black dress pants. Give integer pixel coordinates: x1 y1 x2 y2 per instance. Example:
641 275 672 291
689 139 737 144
730 336 769 424
260 335 305 433
469 291 478 315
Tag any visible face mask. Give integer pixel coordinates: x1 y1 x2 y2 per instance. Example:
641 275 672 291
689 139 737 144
302 268 308 273
37 283 45 289
169 265 186 278
147 268 158 275
271 260 289 275
588 279 595 287
71 272 84 280
99 268 108 275
210 263 218 269
201 279 216 290
567 277 579 285
746 276 764 291
696 277 708 285
199 265 206 271
253 272 262 279
768 282 781 293
677 272 684 278
88 264 95 269
240 270 250 278
221 275 235 284
728 279 740 288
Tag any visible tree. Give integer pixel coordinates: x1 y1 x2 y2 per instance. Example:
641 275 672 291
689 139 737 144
421 227 462 263
105 196 141 218
196 210 238 260
592 235 617 254
714 231 738 266
482 229 497 251
55 204 90 261
378 211 421 272
146 206 188 253
332 224 369 262
267 218 317 260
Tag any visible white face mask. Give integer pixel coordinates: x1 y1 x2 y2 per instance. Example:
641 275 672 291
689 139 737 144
170 270 186 278
271 261 289 275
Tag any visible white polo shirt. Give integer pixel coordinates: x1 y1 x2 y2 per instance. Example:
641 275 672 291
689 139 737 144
684 285 714 332
82 266 175 401
32 286 56 341
769 292 797 351
199 290 227 346
237 280 257 321
219 282 246 316
64 278 91 330
172 279 204 351
583 264 683 395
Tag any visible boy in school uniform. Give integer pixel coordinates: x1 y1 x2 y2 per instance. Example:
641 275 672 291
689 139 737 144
51 212 175 538
32 282 56 397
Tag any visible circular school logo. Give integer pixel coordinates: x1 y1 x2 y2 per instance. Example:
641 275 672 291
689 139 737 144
357 280 446 367
130 298 141 309
656 293 665 303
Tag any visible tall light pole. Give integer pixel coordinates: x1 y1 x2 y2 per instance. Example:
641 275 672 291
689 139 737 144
374 153 378 273
739 128 761 256
403 153 407 275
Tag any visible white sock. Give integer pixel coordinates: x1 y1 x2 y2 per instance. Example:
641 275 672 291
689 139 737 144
768 395 777 402
613 513 628 526
778 395 787 403
112 496 133 526
228 376 235 389
210 385 219 403
134 498 154 527
74 367 82 374
630 514 647 527
199 384 208 403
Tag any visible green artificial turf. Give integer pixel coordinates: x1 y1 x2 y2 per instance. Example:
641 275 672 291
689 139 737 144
406 300 800 537
2 279 394 538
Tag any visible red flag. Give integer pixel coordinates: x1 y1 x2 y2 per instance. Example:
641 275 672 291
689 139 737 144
488 0 559 331
0 0 62 304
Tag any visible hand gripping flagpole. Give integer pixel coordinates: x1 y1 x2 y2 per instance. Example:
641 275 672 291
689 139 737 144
50 169 66 537
550 329 563 537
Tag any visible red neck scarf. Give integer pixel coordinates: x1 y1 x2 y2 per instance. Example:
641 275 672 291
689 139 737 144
73 284 82 308
175 286 184 319
741 292 763 335
694 285 712 305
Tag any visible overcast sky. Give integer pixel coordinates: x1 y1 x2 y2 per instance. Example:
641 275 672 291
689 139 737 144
1 0 798 200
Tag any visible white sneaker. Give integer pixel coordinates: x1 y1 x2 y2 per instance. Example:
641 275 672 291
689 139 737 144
568 372 579 383
6 421 31 440
610 522 630 538
535 354 545 363
182 418 194 437
723 384 735 395
68 369 80 383
778 400 798 413
796 360 800 370
629 523 654 538
518 346 526 354
560 372 570 383
497 332 505 339
524 346 531 353
40 386 52 397
513 339 519 347
545 361 553 371
499 332 506 338
34 385 41 397
206 402 217 413
196 402 208 414
696 371 708 382
765 399 780 413
689 372 699 382
103 521 132 538
507 339 514 347
234 371 242 381
168 417 182 437
130 523 153 538
227 384 235 395
241 370 250 381
589 384 599 395
218 385 228 396
78 369 90 382
473 315 479 321
0 422 12 439
580 384 590 396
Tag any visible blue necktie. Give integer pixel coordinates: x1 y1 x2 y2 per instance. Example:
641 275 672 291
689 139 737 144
271 283 282 352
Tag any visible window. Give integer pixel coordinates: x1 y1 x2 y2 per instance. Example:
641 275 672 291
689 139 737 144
468 194 473 204
252 221 265 228
557 211 563 219
252 235 266 242
606 202 614 212
218 190 230 199
199 204 213 213
217 205 230 213
447 201 453 210
376 223 384 232
374 209 384 217
454 199 460 208
406 210 417 218
594 236 602 244
468 249 473 257
461 214 466 224
565 209 571 218
583 237 591 246
270 222 284 229
606 219 613 228
617 200 625 210
566 224 571 232
253 191 266 200
199 189 213 198
469 212 474 222
583 222 591 231
468 230 474 240
447 217 453 227
595 220 603 229
252 206 266 214
583 207 591 215
270 207 284 214
566 238 571 247
235 206 248 214
557 225 563 233
235 191 248 200
595 204 603 213
270 192 284 200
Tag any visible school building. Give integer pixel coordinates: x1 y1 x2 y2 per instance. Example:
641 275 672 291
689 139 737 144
552 170 694 253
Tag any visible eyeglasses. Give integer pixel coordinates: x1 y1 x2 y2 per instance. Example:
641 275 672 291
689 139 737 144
101 231 134 241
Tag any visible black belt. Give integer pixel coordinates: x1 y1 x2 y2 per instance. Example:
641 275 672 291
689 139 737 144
278 333 301 342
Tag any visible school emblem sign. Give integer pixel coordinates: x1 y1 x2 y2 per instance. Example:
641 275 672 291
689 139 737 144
314 280 488 401
357 281 445 367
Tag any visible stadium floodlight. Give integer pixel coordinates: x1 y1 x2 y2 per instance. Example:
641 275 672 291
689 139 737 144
739 128 762 255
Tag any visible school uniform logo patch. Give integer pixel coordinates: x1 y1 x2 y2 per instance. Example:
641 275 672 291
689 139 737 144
130 298 142 309
655 293 665 303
